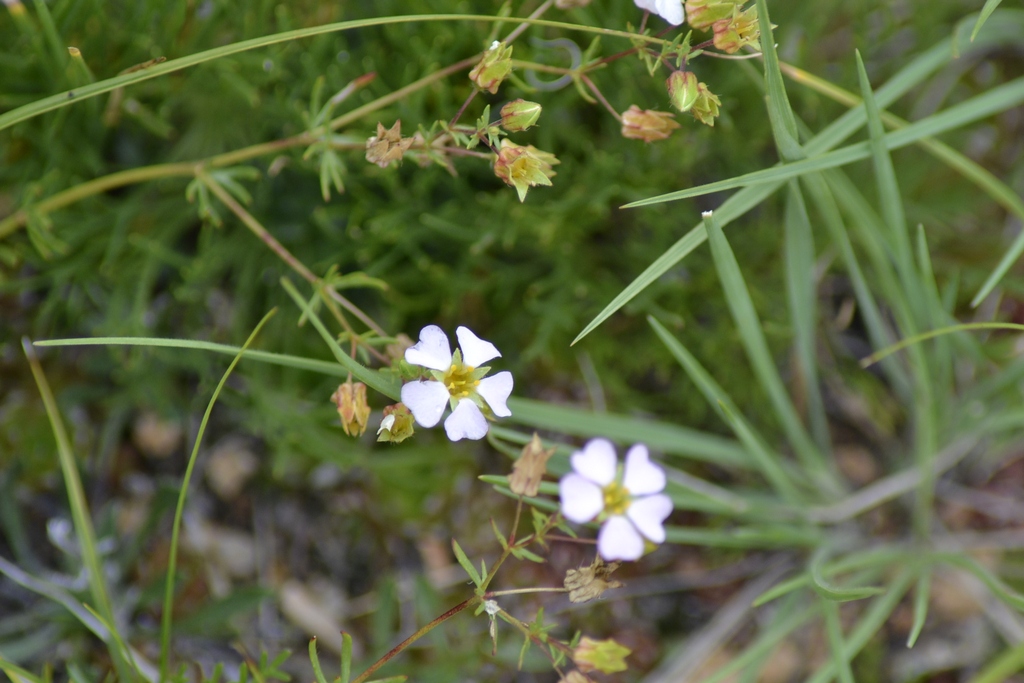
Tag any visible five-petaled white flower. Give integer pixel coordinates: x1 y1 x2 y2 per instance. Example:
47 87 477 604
400 325 514 441
634 0 684 25
559 439 673 561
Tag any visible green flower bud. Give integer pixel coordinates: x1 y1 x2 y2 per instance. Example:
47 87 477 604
692 82 722 126
712 5 761 53
493 139 559 202
377 404 415 443
666 71 700 112
332 381 370 437
573 637 631 674
469 41 513 94
620 105 680 142
499 99 542 132
684 0 743 30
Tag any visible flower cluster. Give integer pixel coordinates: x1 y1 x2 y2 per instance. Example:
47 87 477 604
560 439 673 561
400 325 513 441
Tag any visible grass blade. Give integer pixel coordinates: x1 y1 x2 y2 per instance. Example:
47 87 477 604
159 309 276 680
821 598 855 683
784 183 830 452
35 335 751 467
805 569 914 683
854 51 924 328
624 76 1024 209
573 182 779 345
809 547 885 602
0 14 667 133
754 0 802 161
970 0 1005 42
906 570 930 648
702 209 834 490
21 339 133 680
505 397 752 468
801 173 911 398
648 316 804 504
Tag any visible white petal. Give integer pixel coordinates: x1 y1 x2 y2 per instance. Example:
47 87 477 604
598 515 645 561
405 325 452 371
570 438 618 486
627 494 673 543
655 0 684 25
456 326 501 367
477 372 513 417
633 0 658 13
623 444 666 495
559 474 605 523
400 380 449 428
444 399 489 441
377 414 396 435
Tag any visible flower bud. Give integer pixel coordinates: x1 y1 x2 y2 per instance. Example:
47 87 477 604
509 433 554 497
493 139 559 202
684 0 742 29
573 637 631 674
499 99 542 132
692 82 722 126
712 5 761 54
469 41 513 94
365 120 413 168
620 105 680 143
666 71 700 113
331 381 370 437
377 404 415 443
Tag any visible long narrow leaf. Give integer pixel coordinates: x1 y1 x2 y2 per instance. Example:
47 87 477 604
649 316 804 503
159 310 276 680
805 570 914 683
821 599 855 683
971 0 1005 42
624 76 1024 209
801 174 912 398
784 183 830 452
0 14 664 133
855 51 923 327
703 210 833 489
34 335 750 466
21 340 133 680
755 0 802 161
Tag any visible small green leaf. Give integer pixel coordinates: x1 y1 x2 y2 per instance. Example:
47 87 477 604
309 638 329 683
341 632 353 683
452 538 482 586
490 519 508 549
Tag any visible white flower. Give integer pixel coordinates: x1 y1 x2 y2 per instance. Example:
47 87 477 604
559 439 673 561
634 0 684 25
400 325 514 441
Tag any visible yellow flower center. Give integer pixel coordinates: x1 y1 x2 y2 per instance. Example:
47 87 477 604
603 481 631 516
444 363 480 399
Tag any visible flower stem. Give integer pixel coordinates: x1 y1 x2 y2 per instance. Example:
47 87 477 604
580 75 622 121
350 597 476 683
486 587 569 597
200 173 389 345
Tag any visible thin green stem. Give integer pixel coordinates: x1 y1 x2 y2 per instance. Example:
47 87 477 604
486 587 569 597
350 598 475 683
201 173 387 340
159 310 276 681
